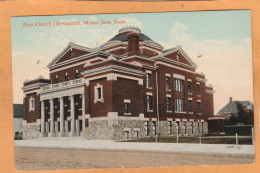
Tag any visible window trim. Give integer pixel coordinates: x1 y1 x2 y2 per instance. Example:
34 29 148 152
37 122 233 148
166 97 172 112
175 98 184 112
145 121 149 136
124 101 131 115
94 83 104 103
183 121 187 134
147 95 153 112
152 121 157 135
29 97 35 111
146 72 152 89
166 75 171 91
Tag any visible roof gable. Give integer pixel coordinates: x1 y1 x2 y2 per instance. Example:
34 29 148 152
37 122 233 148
218 101 253 114
47 42 93 68
163 46 197 68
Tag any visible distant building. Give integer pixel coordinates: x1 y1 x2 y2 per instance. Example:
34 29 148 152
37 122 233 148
218 97 253 119
13 104 23 133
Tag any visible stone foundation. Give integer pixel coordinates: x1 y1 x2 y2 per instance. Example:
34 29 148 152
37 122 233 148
22 117 208 140
23 124 41 139
84 117 208 140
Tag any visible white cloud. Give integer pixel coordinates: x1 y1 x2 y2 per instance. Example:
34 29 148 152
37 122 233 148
160 22 253 113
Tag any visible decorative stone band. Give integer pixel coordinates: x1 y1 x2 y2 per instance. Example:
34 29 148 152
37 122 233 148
173 73 185 80
196 77 207 83
206 89 215 94
22 83 49 91
89 112 149 122
23 119 41 126
82 65 145 78
40 86 84 101
207 116 225 120
84 73 144 86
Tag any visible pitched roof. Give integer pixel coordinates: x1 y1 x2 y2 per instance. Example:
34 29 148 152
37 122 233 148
217 101 253 114
13 104 23 118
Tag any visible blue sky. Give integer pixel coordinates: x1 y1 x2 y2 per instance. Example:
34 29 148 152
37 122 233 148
11 10 253 113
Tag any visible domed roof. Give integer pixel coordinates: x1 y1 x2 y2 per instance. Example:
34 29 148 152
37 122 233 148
108 26 153 42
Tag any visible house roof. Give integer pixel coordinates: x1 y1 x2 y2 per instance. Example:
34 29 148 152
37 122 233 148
13 104 23 118
217 101 253 114
108 32 152 42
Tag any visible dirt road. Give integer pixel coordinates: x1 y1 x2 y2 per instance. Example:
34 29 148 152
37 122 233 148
15 147 254 171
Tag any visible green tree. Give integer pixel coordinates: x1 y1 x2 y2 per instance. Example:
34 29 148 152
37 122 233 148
225 102 254 125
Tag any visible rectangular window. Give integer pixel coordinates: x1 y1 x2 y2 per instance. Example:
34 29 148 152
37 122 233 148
145 121 149 136
175 98 184 112
168 121 172 134
135 131 139 139
191 122 194 134
124 103 130 113
176 121 180 134
146 73 152 88
55 77 59 84
183 121 187 134
68 120 71 132
79 119 83 132
65 75 69 81
97 88 101 99
189 100 192 112
201 122 204 133
29 98 35 111
31 99 34 109
125 131 130 139
198 122 200 133
167 97 171 111
147 95 152 111
152 121 157 135
75 73 80 79
166 76 170 90
197 84 200 96
197 102 201 113
174 78 184 92
85 119 89 127
58 122 60 132
188 81 192 93
94 84 104 103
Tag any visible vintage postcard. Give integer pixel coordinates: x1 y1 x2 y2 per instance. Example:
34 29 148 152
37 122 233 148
11 10 254 171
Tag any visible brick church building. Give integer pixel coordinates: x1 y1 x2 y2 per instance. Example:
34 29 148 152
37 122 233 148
22 26 215 140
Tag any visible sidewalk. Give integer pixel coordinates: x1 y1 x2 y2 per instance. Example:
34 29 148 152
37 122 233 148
14 137 255 155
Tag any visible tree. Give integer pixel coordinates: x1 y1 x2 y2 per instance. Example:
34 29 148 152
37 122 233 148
225 101 254 125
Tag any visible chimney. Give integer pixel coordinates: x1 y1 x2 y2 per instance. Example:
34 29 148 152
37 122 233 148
229 97 233 111
127 32 140 56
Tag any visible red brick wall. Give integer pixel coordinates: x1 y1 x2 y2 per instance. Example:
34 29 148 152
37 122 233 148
165 51 191 66
25 93 40 123
128 33 140 56
112 77 144 116
205 92 214 116
156 64 209 121
24 79 51 86
141 48 158 57
89 78 113 117
56 48 89 64
50 63 85 83
143 69 158 118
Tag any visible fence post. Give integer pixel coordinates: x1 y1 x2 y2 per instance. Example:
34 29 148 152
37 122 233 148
252 127 255 145
235 133 238 146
